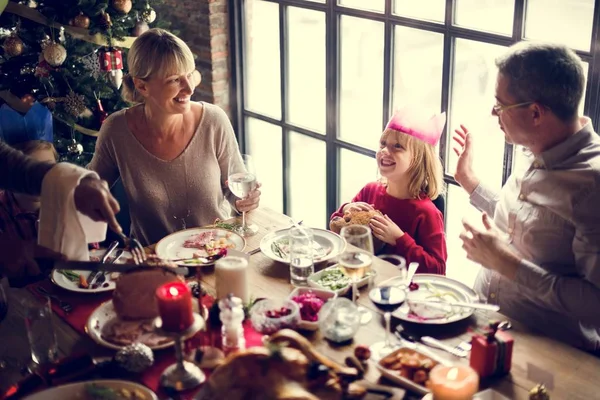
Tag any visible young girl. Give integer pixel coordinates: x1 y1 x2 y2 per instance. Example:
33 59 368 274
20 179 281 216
330 108 447 275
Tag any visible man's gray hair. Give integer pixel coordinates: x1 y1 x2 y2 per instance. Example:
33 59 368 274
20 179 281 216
495 41 585 121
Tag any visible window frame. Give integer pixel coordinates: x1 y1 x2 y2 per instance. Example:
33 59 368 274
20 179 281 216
229 0 600 227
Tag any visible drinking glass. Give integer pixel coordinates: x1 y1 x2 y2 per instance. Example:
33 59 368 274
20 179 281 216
288 226 314 286
368 285 406 359
228 154 259 237
23 297 58 366
339 225 374 324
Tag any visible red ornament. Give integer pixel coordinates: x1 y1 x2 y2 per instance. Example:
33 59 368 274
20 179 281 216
95 98 108 125
100 48 123 72
35 60 52 78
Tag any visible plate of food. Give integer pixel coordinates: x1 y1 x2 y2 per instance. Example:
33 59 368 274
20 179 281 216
23 380 158 400
260 228 346 264
50 249 132 293
307 264 374 295
86 268 182 350
288 287 337 331
376 346 451 395
155 227 246 266
392 274 479 325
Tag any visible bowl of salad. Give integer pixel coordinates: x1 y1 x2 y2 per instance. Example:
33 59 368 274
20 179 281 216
307 265 374 296
288 287 336 331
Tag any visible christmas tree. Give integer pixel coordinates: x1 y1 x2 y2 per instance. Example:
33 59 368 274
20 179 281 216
0 0 172 165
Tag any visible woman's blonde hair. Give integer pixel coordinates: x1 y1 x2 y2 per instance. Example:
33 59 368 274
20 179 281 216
380 129 444 200
122 28 196 104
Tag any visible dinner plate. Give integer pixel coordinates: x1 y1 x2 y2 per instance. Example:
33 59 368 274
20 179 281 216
392 274 479 325
155 227 246 266
50 249 132 294
23 380 158 400
260 228 346 264
85 300 174 350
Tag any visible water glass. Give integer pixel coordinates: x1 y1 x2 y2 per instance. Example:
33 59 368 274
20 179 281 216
288 226 314 286
23 297 58 365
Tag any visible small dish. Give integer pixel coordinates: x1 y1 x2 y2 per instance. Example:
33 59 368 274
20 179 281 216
288 287 337 331
249 298 300 334
307 264 374 296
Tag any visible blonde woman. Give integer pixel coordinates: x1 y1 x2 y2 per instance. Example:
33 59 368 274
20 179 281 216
330 108 447 275
90 29 260 246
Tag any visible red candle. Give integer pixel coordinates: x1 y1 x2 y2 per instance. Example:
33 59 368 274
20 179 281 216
155 282 194 332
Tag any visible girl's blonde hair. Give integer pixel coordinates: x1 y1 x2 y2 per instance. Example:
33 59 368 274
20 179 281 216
122 28 196 104
380 128 444 200
11 140 58 160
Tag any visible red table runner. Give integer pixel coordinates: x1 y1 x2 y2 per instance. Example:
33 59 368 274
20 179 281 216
26 280 264 399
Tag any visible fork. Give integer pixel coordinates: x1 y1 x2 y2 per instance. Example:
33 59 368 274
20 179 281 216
36 286 73 313
116 231 146 264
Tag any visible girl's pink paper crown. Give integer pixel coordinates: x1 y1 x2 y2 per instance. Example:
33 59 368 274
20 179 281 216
385 107 446 146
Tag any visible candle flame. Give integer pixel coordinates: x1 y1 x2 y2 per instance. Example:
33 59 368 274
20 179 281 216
446 367 459 381
168 286 179 296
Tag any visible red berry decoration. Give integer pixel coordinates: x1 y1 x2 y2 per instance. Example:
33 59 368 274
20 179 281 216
409 282 420 291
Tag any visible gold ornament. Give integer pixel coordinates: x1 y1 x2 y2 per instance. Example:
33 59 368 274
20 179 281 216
73 13 91 29
132 21 149 37
529 384 550 400
112 0 133 14
3 35 24 57
43 42 67 67
64 91 87 117
141 7 156 23
26 0 38 8
99 11 113 29
67 139 84 155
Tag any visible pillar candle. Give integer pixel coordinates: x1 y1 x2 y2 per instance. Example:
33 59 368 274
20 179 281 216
156 282 194 332
215 252 249 304
429 365 479 400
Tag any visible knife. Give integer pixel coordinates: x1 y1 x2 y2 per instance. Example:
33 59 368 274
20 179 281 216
54 260 189 276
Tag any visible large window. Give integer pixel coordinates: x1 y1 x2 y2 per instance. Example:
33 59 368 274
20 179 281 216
231 0 600 285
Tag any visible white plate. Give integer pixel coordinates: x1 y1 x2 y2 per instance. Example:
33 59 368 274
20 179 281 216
50 249 132 294
85 300 174 350
23 380 157 400
260 228 346 264
307 264 373 296
155 228 246 266
392 274 479 325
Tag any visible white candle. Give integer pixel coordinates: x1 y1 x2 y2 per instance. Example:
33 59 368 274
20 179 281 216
215 251 249 304
429 365 479 400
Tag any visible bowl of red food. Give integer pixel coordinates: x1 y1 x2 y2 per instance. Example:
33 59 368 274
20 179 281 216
249 298 300 334
288 287 336 331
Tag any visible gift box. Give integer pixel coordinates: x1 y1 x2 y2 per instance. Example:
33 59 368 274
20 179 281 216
469 327 513 378
100 48 123 72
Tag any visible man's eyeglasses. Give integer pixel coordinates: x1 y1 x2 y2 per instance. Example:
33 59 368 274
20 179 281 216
492 101 534 115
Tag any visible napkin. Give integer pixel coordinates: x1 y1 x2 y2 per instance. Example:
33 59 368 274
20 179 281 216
38 163 107 260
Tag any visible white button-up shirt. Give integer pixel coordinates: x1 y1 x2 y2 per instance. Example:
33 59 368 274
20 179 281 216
472 118 600 352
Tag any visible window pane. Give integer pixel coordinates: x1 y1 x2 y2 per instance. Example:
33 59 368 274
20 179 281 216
339 0 384 13
392 27 443 116
339 149 377 206
339 16 384 150
288 7 326 133
449 39 507 191
445 184 484 288
245 1 281 119
454 0 514 36
393 0 445 22
289 133 327 228
246 118 283 213
525 0 595 51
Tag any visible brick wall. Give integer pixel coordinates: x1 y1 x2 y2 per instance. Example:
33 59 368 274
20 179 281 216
159 0 231 117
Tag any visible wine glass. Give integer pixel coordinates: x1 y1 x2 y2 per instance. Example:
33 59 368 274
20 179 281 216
228 154 259 237
339 225 374 324
368 285 406 359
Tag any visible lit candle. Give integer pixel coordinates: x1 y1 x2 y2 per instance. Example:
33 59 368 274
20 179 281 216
429 365 479 400
155 282 194 332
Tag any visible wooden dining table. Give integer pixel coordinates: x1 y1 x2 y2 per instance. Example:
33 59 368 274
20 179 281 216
1 206 600 399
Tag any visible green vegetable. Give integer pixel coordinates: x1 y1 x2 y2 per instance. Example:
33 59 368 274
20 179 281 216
315 267 351 291
58 270 80 282
271 241 286 259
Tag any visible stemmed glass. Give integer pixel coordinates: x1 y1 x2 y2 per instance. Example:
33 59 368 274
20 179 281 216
228 154 259 237
368 285 406 359
339 225 374 325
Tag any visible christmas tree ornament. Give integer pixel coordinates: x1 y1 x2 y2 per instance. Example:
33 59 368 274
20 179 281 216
112 0 133 14
35 60 52 78
100 47 123 72
108 69 123 89
3 35 24 57
67 139 84 155
81 52 101 79
43 42 67 67
39 35 52 50
99 11 113 29
21 94 35 106
529 384 550 400
95 95 108 124
115 342 154 373
72 12 91 29
132 20 149 37
26 0 38 8
64 91 86 117
20 65 35 75
141 6 156 23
